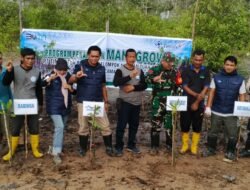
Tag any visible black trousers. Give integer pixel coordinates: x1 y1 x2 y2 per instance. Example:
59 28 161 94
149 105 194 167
180 107 204 133
11 115 39 136
115 101 140 150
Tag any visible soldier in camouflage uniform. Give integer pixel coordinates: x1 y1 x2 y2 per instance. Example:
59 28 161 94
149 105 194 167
146 52 180 153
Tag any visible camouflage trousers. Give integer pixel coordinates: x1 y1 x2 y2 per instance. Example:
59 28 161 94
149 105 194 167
151 96 172 137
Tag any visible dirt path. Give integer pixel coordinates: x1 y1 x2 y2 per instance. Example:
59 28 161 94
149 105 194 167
0 113 249 190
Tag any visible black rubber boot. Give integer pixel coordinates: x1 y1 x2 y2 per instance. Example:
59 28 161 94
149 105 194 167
239 119 250 157
0 134 3 150
0 134 5 155
165 131 172 151
239 132 250 157
103 135 113 157
79 135 88 157
203 135 217 157
247 118 250 131
225 137 237 161
150 130 160 154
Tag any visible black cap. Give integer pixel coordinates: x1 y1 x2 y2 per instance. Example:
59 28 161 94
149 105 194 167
55 58 69 71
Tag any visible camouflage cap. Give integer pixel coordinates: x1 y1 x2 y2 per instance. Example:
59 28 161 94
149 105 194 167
162 52 175 62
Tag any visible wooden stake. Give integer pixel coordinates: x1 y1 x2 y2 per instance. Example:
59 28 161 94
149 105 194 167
1 103 12 165
172 111 177 167
236 124 242 161
24 115 28 159
191 0 199 41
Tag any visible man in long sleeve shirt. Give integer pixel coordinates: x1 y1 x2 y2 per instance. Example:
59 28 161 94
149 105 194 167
146 52 180 154
113 48 147 156
2 48 43 161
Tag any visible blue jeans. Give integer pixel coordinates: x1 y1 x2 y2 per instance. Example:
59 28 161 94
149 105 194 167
50 115 68 155
115 101 140 150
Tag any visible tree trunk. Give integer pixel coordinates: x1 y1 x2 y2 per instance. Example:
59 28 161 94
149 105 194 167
191 0 199 41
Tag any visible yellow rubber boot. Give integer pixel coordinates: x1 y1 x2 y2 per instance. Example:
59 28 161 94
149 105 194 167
180 133 189 154
30 135 43 158
3 136 19 161
191 132 200 155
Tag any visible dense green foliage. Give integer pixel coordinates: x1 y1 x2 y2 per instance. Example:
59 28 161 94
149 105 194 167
195 0 250 71
0 0 249 71
0 0 19 51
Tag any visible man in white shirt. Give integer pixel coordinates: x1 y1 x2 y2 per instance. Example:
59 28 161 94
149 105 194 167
204 56 246 161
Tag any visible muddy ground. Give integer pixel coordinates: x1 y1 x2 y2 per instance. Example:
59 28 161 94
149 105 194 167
0 90 249 190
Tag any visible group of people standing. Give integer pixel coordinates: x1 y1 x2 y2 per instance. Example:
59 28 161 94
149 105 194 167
0 46 249 165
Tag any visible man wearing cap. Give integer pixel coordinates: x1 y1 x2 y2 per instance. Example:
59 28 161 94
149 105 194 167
69 45 113 157
42 58 73 165
146 52 180 153
2 48 43 161
180 49 210 155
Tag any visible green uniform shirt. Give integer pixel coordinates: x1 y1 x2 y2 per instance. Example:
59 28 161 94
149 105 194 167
146 64 177 97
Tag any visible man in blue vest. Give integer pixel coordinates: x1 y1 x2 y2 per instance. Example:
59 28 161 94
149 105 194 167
69 45 113 157
204 55 246 161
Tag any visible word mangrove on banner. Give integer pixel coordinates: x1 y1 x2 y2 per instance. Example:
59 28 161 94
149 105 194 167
106 49 162 64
